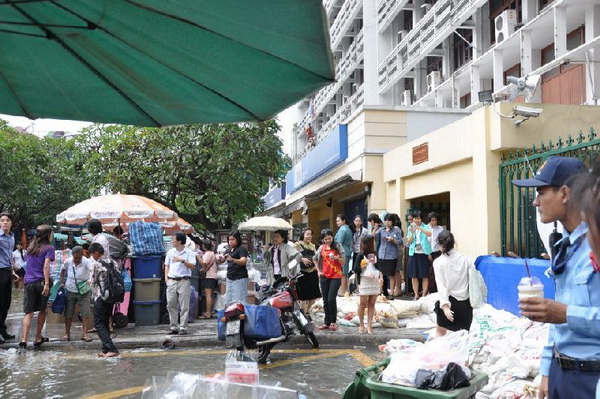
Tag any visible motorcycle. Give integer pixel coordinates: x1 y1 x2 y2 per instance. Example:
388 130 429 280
222 272 319 364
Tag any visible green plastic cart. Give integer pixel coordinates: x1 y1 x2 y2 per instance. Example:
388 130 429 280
343 358 488 399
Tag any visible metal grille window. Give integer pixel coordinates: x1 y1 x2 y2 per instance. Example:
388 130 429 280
499 129 600 258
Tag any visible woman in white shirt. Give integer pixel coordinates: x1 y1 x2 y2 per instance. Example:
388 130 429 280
432 230 472 336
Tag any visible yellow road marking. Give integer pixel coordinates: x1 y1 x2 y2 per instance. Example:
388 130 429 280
348 349 376 368
83 348 363 399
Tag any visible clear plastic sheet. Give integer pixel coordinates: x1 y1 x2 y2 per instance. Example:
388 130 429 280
141 372 302 399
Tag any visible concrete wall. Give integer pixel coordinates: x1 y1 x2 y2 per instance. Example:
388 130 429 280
406 109 470 142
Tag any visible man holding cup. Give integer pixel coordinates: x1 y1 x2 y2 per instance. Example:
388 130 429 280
512 156 600 399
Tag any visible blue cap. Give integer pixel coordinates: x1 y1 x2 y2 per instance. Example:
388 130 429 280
512 156 586 187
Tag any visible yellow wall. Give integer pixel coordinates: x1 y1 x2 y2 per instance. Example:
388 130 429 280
382 103 600 258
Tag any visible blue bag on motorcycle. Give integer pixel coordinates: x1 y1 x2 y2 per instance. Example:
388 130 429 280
217 309 226 341
243 304 282 340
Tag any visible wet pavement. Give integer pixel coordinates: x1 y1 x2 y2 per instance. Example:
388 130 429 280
0 346 386 398
2 289 423 398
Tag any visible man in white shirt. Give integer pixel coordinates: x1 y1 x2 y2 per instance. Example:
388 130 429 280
165 232 196 335
60 246 94 341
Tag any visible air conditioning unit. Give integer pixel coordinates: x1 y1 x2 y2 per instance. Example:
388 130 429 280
495 9 517 43
402 90 413 106
427 71 442 92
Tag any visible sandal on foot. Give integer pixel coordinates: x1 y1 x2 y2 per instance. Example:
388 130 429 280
358 327 366 334
329 324 338 331
33 336 48 347
81 336 93 342
317 325 330 330
104 352 119 358
62 335 71 341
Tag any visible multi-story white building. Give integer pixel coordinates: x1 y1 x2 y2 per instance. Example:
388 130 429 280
265 0 600 257
293 0 599 159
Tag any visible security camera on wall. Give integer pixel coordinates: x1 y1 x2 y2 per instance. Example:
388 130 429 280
513 105 543 118
506 75 541 102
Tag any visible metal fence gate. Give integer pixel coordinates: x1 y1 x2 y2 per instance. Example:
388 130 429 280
499 128 600 258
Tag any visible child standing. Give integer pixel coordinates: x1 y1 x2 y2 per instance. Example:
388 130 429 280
354 235 382 334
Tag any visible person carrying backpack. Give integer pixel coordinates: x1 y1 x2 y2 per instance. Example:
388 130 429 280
90 242 123 358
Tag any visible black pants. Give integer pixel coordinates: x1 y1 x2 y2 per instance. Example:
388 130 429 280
0 268 12 335
548 357 600 398
94 298 118 354
320 277 341 326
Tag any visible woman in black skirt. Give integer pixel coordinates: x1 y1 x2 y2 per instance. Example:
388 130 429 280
294 228 321 318
432 231 473 336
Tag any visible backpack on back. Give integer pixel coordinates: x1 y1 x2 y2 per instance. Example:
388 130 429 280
103 233 130 259
100 259 125 304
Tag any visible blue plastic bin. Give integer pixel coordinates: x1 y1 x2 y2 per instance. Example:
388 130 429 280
133 300 161 326
132 256 162 279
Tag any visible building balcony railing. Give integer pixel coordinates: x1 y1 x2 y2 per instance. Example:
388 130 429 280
295 30 364 139
377 0 410 33
293 84 364 164
329 0 362 51
318 84 364 142
324 0 339 15
378 0 486 93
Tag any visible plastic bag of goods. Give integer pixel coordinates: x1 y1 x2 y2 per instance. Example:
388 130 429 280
225 351 259 385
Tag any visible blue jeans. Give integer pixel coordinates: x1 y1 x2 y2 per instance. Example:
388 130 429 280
320 277 341 326
225 278 248 305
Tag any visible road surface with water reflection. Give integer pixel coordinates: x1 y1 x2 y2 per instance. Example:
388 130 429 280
0 344 385 398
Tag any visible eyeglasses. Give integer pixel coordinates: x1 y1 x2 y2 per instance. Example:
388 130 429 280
551 235 585 275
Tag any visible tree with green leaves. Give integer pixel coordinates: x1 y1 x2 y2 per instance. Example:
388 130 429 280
75 121 290 234
0 120 92 232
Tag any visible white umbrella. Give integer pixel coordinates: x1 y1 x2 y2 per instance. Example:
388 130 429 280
238 216 293 232
56 194 177 225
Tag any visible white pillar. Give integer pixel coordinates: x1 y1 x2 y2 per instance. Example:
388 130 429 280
521 0 537 24
554 6 567 58
472 8 483 59
471 65 481 106
363 0 379 106
520 29 533 75
493 49 504 92
413 0 425 27
442 37 451 80
585 4 600 105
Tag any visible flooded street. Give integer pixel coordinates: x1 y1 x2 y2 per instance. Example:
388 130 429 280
3 285 390 398
0 346 384 398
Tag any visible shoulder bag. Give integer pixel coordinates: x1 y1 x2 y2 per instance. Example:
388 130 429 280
73 265 92 295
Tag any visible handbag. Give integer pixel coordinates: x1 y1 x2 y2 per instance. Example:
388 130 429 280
73 266 91 295
52 287 67 314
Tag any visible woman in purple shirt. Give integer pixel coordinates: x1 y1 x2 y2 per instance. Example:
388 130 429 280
20 225 54 349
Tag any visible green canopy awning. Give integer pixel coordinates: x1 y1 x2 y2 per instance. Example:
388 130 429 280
0 0 334 126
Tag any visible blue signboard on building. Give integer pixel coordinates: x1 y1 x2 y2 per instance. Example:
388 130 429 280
286 124 348 194
263 183 286 208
